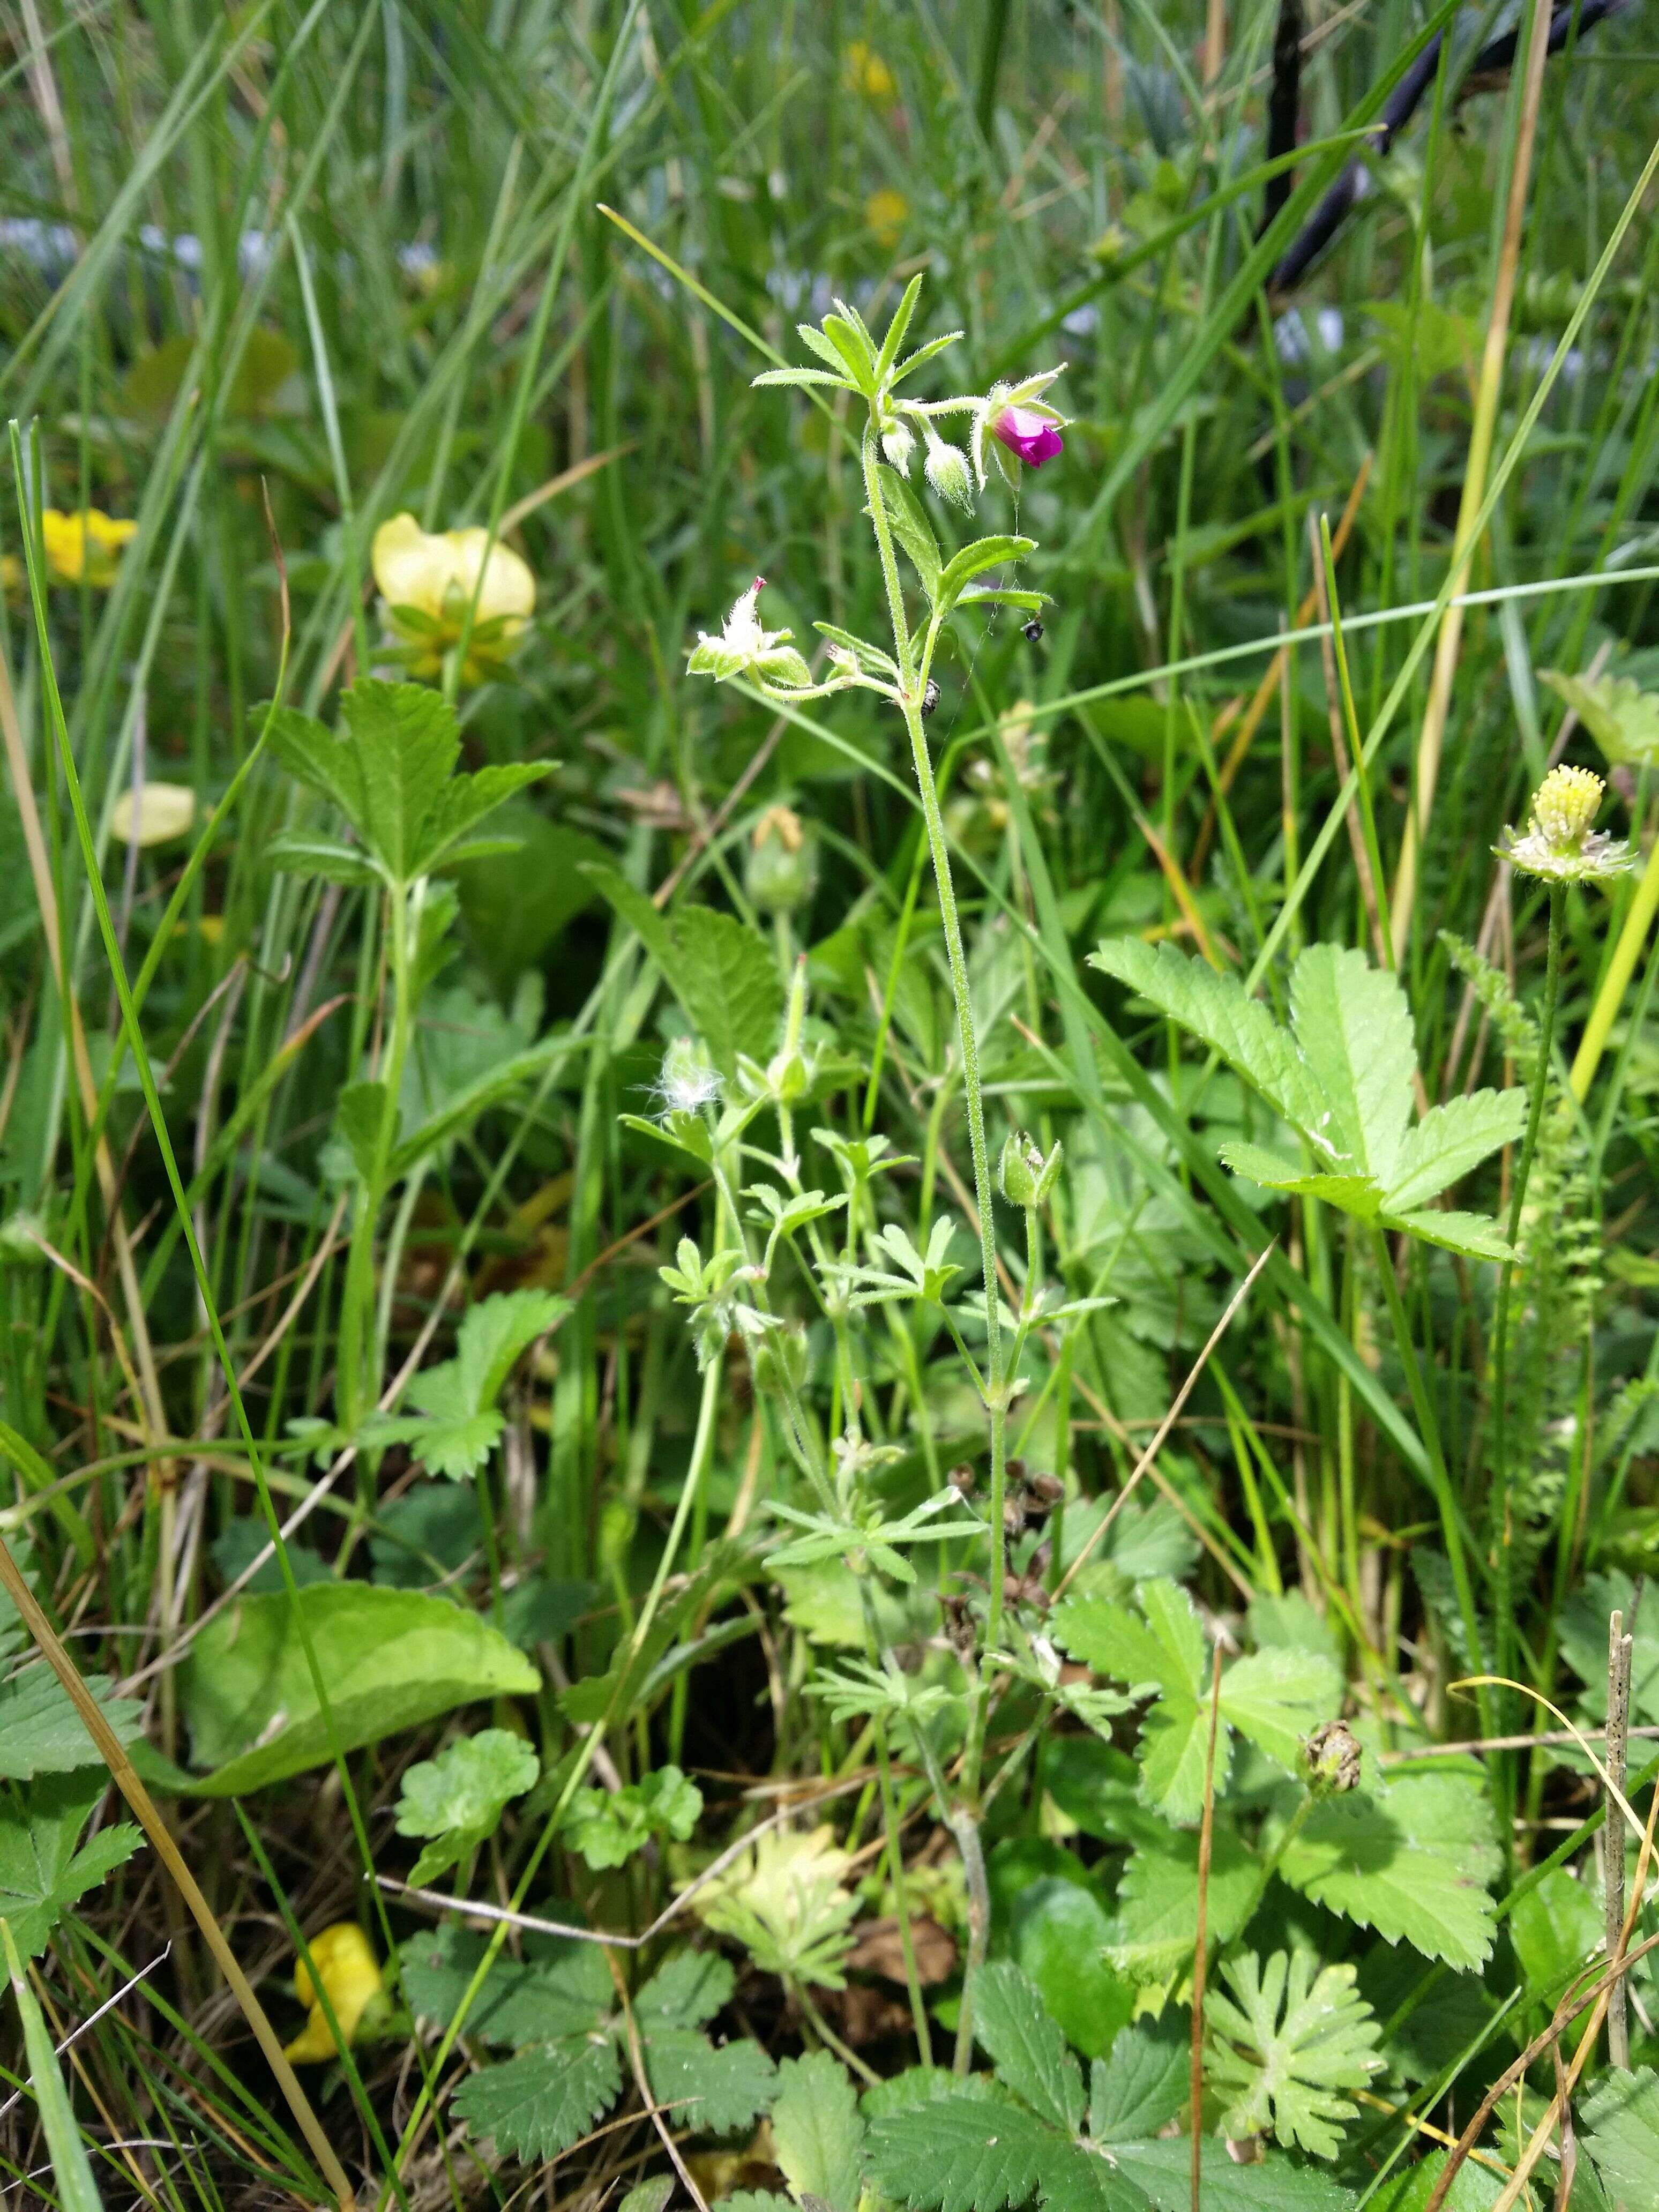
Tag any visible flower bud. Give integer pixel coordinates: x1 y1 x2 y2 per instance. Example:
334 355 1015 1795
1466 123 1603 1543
752 1323 810 1400
746 804 818 915
1302 1719 1362 1796
999 1129 1062 1206
880 415 916 474
923 425 974 511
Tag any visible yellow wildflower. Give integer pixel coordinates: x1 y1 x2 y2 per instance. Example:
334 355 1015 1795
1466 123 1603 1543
841 40 896 100
40 509 138 587
110 782 196 848
370 512 535 685
1 555 21 596
866 189 909 249
283 1922 384 2064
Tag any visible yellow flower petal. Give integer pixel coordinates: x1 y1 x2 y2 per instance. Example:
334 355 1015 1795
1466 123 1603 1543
866 189 908 248
371 513 535 625
841 40 896 100
40 509 136 586
283 1922 382 2064
110 781 196 848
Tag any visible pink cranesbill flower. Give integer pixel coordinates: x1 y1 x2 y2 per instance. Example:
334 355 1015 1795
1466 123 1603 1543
991 404 1064 468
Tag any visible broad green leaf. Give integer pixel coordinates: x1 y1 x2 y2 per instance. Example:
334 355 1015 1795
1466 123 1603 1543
1 1917 104 2211
866 2094 1057 2212
563 1763 703 1869
336 679 460 881
1288 944 1414 1185
1025 2140 1153 2212
266 705 362 821
0 1777 143 1960
622 2182 676 2212
1135 1689 1217 1827
1110 2140 1357 2211
1381 1089 1526 1214
264 830 381 886
1541 669 1659 767
1108 1827 1259 1984
1364 2151 1504 2210
394 1727 538 1886
968 1961 1085 2132
875 464 942 601
1378 1208 1514 1264
1137 1581 1206 1695
389 1038 569 1178
670 906 784 1080
398 1924 611 2046
1215 1141 1382 1216
452 2035 622 2159
1218 1647 1340 1774
997 1866 1133 2061
1508 1865 1603 2012
412 759 551 876
1560 1572 1659 1725
1088 2016 1187 2143
581 861 676 970
635 1948 734 2030
936 534 1036 617
1053 1582 1217 1824
642 2028 777 2135
1089 939 1329 1139
177 1585 539 1794
455 810 609 990
1579 2066 1659 2207
334 1080 388 1185
0 1665 143 1779
1204 1950 1381 2159
1276 1770 1500 1970
772 2051 866 2212
432 1289 565 1425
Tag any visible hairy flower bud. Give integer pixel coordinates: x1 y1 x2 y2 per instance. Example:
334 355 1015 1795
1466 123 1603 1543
880 415 916 474
923 424 974 511
746 804 818 915
999 1129 1063 1206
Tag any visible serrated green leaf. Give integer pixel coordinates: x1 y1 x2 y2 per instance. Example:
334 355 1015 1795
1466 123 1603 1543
772 2051 866 2212
642 2027 777 2135
413 760 551 875
1053 1582 1217 1824
1108 1827 1259 1984
866 2094 1057 2212
335 679 461 881
1110 2140 1357 2210
969 1961 1085 2132
265 830 381 886
1276 1770 1500 1970
1579 2065 1659 2207
0 1777 143 1961
1289 944 1414 1186
398 1924 611 2046
1215 1141 1382 1216
334 1079 388 1186
266 706 362 820
452 2034 622 2159
1089 940 1330 1140
388 1038 569 1179
1218 1647 1340 1774
1088 2017 1188 2144
1378 1208 1514 1264
0 1666 143 1779
669 907 784 1080
1381 1089 1526 1213
564 1764 703 1869
635 1948 734 2030
177 1585 539 1794
1204 1951 1381 2159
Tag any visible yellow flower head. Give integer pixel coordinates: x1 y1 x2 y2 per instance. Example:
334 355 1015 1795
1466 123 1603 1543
40 509 138 588
370 512 535 684
1496 763 1634 886
841 40 896 100
865 189 909 250
283 1922 384 2064
111 782 196 849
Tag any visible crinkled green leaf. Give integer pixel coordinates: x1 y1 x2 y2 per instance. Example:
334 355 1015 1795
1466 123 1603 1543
0 1665 143 1780
1579 2065 1659 2206
398 1924 610 2046
1541 669 1659 767
395 1727 537 1884
452 2034 622 2159
772 2051 866 2212
642 2027 777 2135
635 1948 734 2030
1276 1770 1500 1970
1087 2016 1188 2143
968 1961 1085 2132
866 2094 1057 2212
1204 1950 1381 2159
563 1764 703 1869
1215 1141 1382 1216
670 907 784 1081
1109 1826 1259 1984
1110 2140 1357 2210
1288 944 1414 1186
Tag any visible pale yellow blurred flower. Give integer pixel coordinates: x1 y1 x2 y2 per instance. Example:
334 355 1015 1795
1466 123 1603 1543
40 509 137 587
866 189 909 249
370 512 535 684
841 40 896 100
110 782 196 848
1 555 21 596
283 1922 383 2064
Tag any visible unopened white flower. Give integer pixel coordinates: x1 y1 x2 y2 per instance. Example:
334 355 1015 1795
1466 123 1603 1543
880 415 916 474
110 781 196 848
1496 765 1633 886
687 578 812 689
922 424 974 511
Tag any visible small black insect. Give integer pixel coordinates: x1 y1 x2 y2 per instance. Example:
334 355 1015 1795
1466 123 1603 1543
921 678 940 718
1022 617 1045 644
